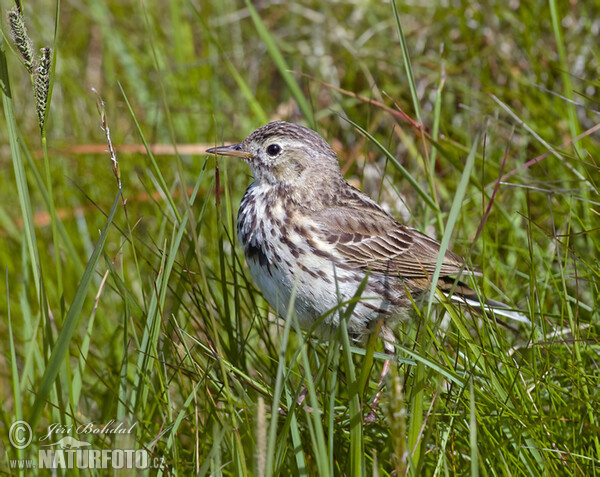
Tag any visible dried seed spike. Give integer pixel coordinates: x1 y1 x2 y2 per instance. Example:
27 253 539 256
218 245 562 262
7 7 34 73
93 88 121 189
35 47 51 131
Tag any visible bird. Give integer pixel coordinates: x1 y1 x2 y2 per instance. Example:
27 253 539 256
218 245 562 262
206 121 528 355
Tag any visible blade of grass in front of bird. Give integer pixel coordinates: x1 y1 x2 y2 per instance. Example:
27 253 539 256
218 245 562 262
407 359 424 472
336 280 369 476
388 365 407 475
349 346 415 366
339 317 365 477
357 326 377 405
265 281 298 477
469 378 480 477
222 165 246 365
333 269 373 475
327 340 340 476
293 321 330 476
394 343 465 387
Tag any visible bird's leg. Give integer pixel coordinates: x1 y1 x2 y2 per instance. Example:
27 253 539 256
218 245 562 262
278 381 314 416
296 386 309 406
365 327 396 423
296 370 322 412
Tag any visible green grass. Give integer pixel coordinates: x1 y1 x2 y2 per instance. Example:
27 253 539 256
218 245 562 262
1 0 599 475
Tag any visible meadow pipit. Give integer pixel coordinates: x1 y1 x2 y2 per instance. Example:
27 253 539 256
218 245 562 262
207 121 527 353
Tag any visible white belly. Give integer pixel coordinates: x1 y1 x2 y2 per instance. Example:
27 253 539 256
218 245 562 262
245 248 391 341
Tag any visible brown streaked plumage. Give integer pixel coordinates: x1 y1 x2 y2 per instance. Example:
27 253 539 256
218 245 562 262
207 121 527 352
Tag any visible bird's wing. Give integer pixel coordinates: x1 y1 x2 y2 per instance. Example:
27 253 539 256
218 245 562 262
312 201 468 278
311 193 530 324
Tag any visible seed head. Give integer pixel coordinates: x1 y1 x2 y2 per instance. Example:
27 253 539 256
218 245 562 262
8 7 34 73
35 47 51 131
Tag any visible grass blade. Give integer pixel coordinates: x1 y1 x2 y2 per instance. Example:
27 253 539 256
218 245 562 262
244 0 314 127
469 378 479 477
339 115 439 211
29 190 121 428
425 132 480 315
548 0 581 156
391 0 422 124
0 34 41 301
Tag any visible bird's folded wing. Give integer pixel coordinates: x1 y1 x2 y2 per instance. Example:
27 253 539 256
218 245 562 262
312 205 469 278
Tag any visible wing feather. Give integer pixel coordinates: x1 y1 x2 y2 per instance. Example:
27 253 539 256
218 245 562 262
312 194 469 278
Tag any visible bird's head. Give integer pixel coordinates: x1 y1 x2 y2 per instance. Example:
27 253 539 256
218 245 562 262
207 121 343 189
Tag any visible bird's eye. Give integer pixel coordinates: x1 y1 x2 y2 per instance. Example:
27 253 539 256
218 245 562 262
266 144 281 156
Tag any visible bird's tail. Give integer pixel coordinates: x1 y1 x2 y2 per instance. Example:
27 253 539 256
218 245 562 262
450 293 530 324
437 277 530 325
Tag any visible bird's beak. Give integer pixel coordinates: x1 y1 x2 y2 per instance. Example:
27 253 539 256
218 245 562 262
206 143 253 159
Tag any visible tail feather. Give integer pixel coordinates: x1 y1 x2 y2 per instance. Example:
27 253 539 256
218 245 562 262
451 294 531 324
436 277 530 325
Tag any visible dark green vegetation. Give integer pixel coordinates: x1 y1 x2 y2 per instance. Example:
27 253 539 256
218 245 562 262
1 0 598 474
